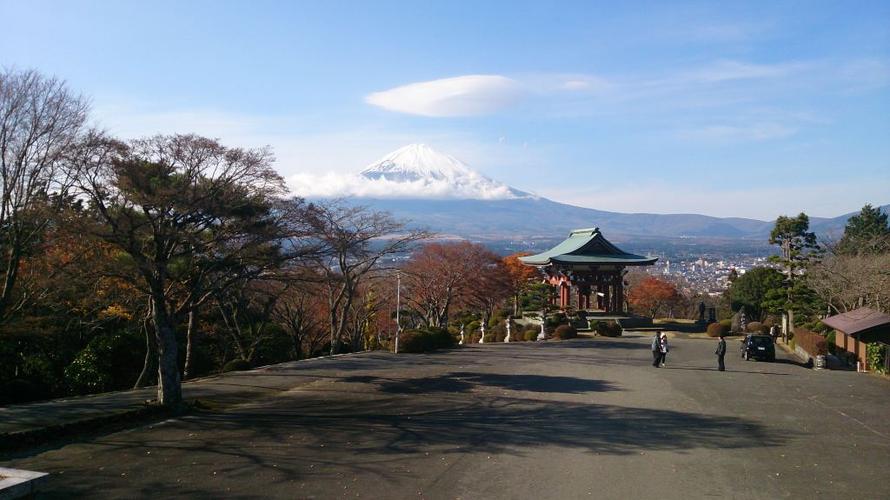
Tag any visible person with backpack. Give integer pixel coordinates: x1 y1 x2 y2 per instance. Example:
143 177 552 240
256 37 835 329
651 331 662 367
658 332 669 367
715 334 727 371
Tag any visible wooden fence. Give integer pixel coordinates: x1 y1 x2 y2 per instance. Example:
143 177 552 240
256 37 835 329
793 328 828 357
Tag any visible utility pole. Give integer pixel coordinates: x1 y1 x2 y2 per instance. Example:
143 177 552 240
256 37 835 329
395 270 401 354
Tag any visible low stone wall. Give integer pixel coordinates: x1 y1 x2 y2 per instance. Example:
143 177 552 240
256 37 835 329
794 344 813 364
617 316 654 329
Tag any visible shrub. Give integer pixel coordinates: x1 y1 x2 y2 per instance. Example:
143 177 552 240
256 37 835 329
545 313 566 328
867 343 887 373
593 320 622 337
64 330 144 394
222 359 252 373
523 323 540 334
746 321 768 334
554 324 578 340
0 378 49 405
400 328 458 353
718 319 732 329
252 328 294 366
524 330 539 341
707 322 730 337
489 322 507 342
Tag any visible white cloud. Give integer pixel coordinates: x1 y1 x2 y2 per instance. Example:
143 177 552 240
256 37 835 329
677 122 798 143
561 80 591 90
365 75 524 117
556 75 612 92
837 58 890 92
679 60 808 83
287 172 520 200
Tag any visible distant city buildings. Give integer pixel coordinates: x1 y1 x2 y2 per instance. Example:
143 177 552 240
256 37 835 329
650 254 772 296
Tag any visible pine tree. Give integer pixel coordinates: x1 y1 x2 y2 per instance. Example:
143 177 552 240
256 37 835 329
837 204 890 255
768 213 819 334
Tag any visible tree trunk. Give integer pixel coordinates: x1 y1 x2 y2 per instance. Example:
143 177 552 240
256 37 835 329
151 294 182 408
0 245 21 320
292 333 303 360
133 303 153 389
183 306 197 379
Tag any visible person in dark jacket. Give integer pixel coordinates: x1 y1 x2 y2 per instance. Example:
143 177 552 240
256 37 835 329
651 331 662 367
716 334 727 371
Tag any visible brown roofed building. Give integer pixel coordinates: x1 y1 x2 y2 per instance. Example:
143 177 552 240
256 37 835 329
822 307 890 372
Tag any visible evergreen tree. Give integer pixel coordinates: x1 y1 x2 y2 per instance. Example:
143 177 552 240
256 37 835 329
768 213 819 332
726 267 784 321
837 204 890 255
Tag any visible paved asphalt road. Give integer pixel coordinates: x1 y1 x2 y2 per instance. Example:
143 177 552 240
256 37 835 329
4 334 889 499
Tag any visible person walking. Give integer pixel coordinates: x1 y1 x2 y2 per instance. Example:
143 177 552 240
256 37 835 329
716 334 727 371
658 332 669 367
651 331 662 367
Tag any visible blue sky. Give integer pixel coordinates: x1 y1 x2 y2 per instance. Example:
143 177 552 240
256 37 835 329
2 0 888 219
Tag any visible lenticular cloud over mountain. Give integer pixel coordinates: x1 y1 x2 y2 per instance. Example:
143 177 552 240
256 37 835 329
365 75 523 117
288 144 533 200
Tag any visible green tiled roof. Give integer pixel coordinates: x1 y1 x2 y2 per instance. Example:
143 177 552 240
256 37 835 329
519 227 657 267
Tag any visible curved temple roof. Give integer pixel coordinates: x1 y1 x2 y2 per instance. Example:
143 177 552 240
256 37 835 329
520 227 657 267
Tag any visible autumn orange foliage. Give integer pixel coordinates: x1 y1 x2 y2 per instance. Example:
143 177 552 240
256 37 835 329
627 276 681 318
502 252 540 315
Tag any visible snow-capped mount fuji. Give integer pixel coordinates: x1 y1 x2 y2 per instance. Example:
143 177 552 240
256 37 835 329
358 144 533 199
290 144 887 241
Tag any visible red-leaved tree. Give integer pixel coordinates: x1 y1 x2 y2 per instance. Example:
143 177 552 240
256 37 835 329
502 252 539 316
627 276 682 318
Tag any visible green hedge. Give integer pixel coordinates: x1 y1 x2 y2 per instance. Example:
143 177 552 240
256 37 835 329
593 320 622 337
222 359 252 373
554 324 578 339
707 322 730 337
746 321 768 334
400 328 457 353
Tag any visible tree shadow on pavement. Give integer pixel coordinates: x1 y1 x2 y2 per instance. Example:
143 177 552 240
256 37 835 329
343 372 618 395
208 393 793 463
19 379 794 498
537 339 649 351
660 367 790 376
340 374 474 394
448 372 618 393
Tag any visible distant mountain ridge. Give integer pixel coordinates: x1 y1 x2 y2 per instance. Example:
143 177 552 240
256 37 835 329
301 144 887 241
357 198 888 241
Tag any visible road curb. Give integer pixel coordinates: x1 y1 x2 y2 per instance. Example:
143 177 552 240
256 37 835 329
0 405 172 453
